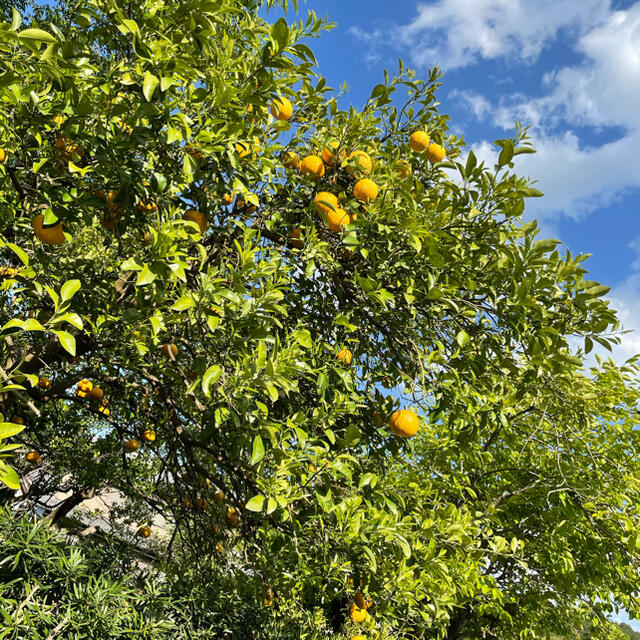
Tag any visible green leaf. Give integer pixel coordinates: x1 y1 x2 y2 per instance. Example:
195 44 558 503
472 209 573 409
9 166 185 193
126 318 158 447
271 18 290 50
136 265 156 286
60 279 81 301
0 462 20 490
11 7 21 31
18 28 56 43
292 329 312 348
250 435 265 465
142 71 159 102
54 330 76 355
455 330 470 348
0 422 25 439
245 495 265 512
171 296 195 311
201 365 222 397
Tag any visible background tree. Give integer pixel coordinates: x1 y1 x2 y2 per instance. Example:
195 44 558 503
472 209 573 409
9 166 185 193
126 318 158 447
1 0 639 638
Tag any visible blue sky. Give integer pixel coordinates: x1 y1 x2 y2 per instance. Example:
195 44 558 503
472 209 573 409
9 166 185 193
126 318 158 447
268 0 640 629
268 0 640 368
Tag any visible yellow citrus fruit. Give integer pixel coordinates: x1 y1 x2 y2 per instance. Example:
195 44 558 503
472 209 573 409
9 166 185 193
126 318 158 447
226 507 240 528
270 96 293 120
184 210 208 234
38 377 51 389
314 191 339 215
185 144 205 162
345 150 372 175
53 114 66 125
409 130 430 152
353 179 379 203
26 451 41 464
222 193 234 205
142 429 156 443
349 603 368 623
32 214 65 245
215 541 224 553
137 200 158 213
355 588 367 609
213 491 225 504
389 409 419 437
88 387 103 400
281 150 300 170
237 199 258 214
351 636 366 640
137 525 151 537
299 155 325 180
426 142 446 163
77 379 93 392
337 348 353 366
161 343 178 359
288 228 304 249
326 208 352 232
321 140 344 166
124 439 139 452
0 149 7 163
395 159 412 179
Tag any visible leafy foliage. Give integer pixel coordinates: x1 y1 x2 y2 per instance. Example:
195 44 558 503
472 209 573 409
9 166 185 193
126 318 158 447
0 0 639 638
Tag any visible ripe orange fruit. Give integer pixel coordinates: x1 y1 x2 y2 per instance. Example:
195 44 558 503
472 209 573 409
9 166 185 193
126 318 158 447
88 386 103 400
236 199 258 214
196 497 208 511
337 348 353 366
26 451 41 464
0 149 7 163
373 412 384 427
142 429 156 443
235 141 252 158
395 159 412 179
355 588 367 609
137 525 151 537
345 150 372 176
226 507 240 528
350 636 366 640
185 143 205 162
124 438 139 452
322 140 345 166
326 208 352 232
101 212 120 231
137 200 158 213
349 603 368 623
281 150 300 170
32 214 65 245
183 210 208 234
11 416 24 425
213 491 225 504
77 379 93 392
38 377 51 390
299 155 325 180
222 193 234 205
98 405 110 417
426 142 446 163
161 343 178 359
389 409 419 437
270 96 293 120
215 541 224 553
314 191 339 215
53 114 66 126
288 228 304 249
409 130 430 152
353 179 379 203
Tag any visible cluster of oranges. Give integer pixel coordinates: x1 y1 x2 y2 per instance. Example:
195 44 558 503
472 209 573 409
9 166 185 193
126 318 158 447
124 429 156 453
75 379 111 416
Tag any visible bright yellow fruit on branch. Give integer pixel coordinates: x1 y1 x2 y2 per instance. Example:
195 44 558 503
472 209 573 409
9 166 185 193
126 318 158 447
354 588 367 609
337 348 353 366
326 208 353 232
314 191 339 215
270 96 293 120
32 214 65 245
237 199 258 214
349 603 368 623
281 150 300 170
76 379 93 398
350 636 366 640
142 429 156 443
88 386 103 400
299 155 325 180
222 192 234 205
124 439 139 452
161 343 178 359
184 210 208 234
389 409 419 437
395 159 412 179
137 525 151 537
353 179 379 203
227 507 240 528
0 149 7 163
38 377 51 389
137 200 158 213
426 142 446 163
213 491 225 504
26 451 41 464
345 150 372 175
321 140 344 166
409 130 430 152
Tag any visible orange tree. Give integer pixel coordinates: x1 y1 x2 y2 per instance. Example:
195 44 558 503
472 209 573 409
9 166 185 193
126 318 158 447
1 0 640 638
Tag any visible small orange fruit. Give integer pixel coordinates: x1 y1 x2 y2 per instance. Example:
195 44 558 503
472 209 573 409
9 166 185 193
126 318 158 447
98 406 110 417
270 96 293 120
299 155 325 180
235 141 252 158
349 603 368 623
196 497 208 511
124 438 139 452
26 451 41 464
137 525 151 537
213 491 225 504
88 387 103 400
161 343 178 359
389 409 419 438
77 379 93 392
345 150 372 176
32 214 65 245
326 208 352 232
11 416 24 425
226 507 240 528
314 191 339 215
142 429 156 443
38 377 51 390
426 142 446 163
288 228 304 249
185 144 205 162
137 200 158 213
337 348 353 366
353 179 379 203
281 150 300 170
222 193 234 205
236 199 258 214
355 588 367 609
395 159 412 179
215 541 224 553
0 149 7 163
409 130 430 152
183 210 208 234
321 140 345 166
